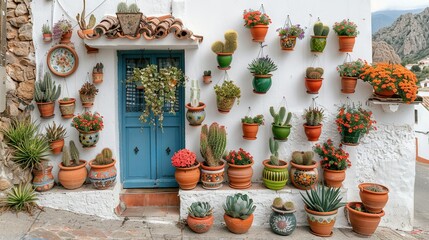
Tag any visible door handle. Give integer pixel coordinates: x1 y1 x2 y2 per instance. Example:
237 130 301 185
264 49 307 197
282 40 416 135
134 147 139 155
166 147 171 155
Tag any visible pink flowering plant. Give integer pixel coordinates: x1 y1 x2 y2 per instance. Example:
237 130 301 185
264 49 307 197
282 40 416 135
53 19 72 40
225 148 253 165
72 112 104 132
332 19 359 37
171 149 197 168
277 24 305 40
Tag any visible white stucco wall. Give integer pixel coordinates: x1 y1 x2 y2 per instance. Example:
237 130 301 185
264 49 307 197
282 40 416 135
415 92 429 160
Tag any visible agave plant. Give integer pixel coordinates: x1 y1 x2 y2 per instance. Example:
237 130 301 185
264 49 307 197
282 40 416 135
1 118 38 148
188 201 213 218
300 184 345 212
247 56 278 75
13 136 50 170
223 193 256 220
3 184 40 215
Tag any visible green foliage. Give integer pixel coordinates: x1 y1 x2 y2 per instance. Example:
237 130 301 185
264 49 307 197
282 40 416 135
117 2 128 13
333 19 359 37
223 193 256 220
69 140 80 166
4 184 39 215
313 21 324 36
300 184 346 212
411 65 421 72
214 80 241 100
248 56 278 75
337 59 365 77
12 136 50 170
42 23 51 34
241 114 264 125
76 0 96 30
270 106 292 127
1 118 38 147
269 137 279 166
306 67 324 79
292 151 314 165
188 202 213 218
200 123 227 167
34 72 61 103
303 106 324 126
322 25 330 36
45 121 66 142
211 30 238 54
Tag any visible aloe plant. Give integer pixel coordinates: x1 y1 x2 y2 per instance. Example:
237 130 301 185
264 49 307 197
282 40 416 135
300 184 345 212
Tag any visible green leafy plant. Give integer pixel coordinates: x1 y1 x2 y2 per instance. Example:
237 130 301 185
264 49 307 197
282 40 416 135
52 19 72 40
1 118 38 147
45 121 66 142
211 30 238 54
306 67 324 79
270 106 292 127
3 184 40 215
42 23 51 34
188 202 213 218
337 59 365 77
269 137 279 165
241 114 264 125
333 19 359 37
277 24 305 39
303 106 324 126
200 123 227 167
34 72 61 103
225 148 253 165
300 184 346 212
214 80 241 101
93 63 104 74
76 0 96 31
248 56 278 75
336 103 376 137
291 151 314 165
243 9 271 28
72 111 104 133
223 193 256 220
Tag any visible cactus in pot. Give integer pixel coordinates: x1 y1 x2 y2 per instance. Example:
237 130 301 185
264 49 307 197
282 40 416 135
58 141 87 190
34 72 61 118
311 21 330 53
89 147 117 189
270 106 292 141
116 2 142 36
303 106 325 141
305 67 325 94
185 79 206 126
211 30 238 70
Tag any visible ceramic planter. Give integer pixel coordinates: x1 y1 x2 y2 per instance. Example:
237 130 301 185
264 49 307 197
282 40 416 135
346 202 385 236
49 139 64 155
305 205 337 237
200 161 225 190
59 98 75 119
185 102 206 126
270 207 297 236
227 160 253 189
342 130 361 146
88 159 117 189
216 53 233 70
43 33 52 42
80 93 95 108
305 78 323 94
202 75 212 84
224 213 254 234
262 160 288 190
272 124 292 141
341 76 358 94
174 162 201 190
59 31 72 44
216 95 236 113
323 168 346 188
303 124 322 141
252 74 272 94
78 130 100 148
358 183 389 213
32 166 54 192
242 123 259 140
250 24 269 42
280 36 297 51
310 36 327 53
187 215 214 234
58 160 88 190
36 102 55 118
338 36 356 52
374 87 395 98
92 73 103 84
290 161 318 190
116 13 143 36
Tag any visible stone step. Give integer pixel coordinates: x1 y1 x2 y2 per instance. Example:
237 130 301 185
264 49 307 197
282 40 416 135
119 188 180 208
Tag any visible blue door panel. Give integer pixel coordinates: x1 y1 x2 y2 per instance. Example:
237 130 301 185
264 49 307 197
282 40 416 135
125 127 151 179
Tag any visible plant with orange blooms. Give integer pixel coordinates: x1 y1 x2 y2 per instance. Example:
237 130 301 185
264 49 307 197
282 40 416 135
225 148 253 165
313 139 351 170
243 9 271 28
171 149 197 168
336 103 376 138
72 111 104 132
360 62 419 103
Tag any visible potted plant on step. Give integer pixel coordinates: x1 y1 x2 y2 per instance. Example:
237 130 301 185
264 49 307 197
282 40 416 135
358 183 389 213
79 82 98 108
45 121 66 155
270 106 292 141
301 184 346 237
223 193 256 234
290 151 318 190
211 30 238 70
214 81 240 113
225 148 254 189
243 9 271 42
241 114 264 140
185 79 206 126
187 201 214 234
72 111 104 148
262 138 288 190
305 67 324 94
58 97 76 119
303 105 324 141
34 72 61 118
270 198 296 236
92 63 104 84
310 21 329 53
337 59 365 94
200 123 227 189
89 148 117 189
116 2 142 37
53 19 73 44
336 103 376 145
333 19 359 52
42 23 52 42
346 202 385 236
202 70 212 84
171 148 200 190
314 139 351 188
277 24 305 51
76 0 96 37
59 141 87 190
248 56 278 94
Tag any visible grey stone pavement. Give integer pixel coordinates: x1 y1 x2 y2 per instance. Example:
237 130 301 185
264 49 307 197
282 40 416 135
0 162 428 240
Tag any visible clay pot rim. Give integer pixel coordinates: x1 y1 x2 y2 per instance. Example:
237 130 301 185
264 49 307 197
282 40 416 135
340 76 358 80
358 183 390 194
36 101 55 105
323 168 346 173
271 206 296 214
185 102 206 111
280 35 297 39
59 98 76 104
311 36 327 39
251 24 269 28
89 159 117 169
187 214 214 220
262 159 288 169
174 161 201 170
271 123 292 129
303 124 323 128
305 77 324 81
49 138 65 144
253 74 273 78
201 161 225 170
58 160 87 170
227 159 254 168
242 122 261 127
217 52 233 56
290 161 317 169
346 202 385 218
304 205 338 216
338 36 356 39
223 213 254 220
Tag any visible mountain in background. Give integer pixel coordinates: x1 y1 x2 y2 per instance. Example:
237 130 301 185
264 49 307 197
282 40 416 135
372 8 424 34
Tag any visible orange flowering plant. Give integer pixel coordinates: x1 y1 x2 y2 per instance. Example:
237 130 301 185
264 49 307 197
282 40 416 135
360 62 419 103
225 148 253 165
314 139 351 170
72 111 104 132
243 9 271 28
171 149 197 168
336 103 376 137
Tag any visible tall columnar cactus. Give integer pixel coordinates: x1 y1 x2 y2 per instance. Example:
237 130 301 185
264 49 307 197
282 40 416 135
62 146 71 167
200 123 227 167
292 151 314 165
269 137 279 166
34 72 61 103
189 79 200 107
69 140 80 166
270 106 292 127
211 30 238 54
306 67 324 79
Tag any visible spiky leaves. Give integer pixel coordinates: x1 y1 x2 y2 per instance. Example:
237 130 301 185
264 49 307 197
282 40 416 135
13 136 50 170
304 106 325 126
300 184 345 212
45 121 66 142
188 202 213 218
223 193 256 220
248 56 278 75
3 184 39 215
34 72 61 103
200 123 227 167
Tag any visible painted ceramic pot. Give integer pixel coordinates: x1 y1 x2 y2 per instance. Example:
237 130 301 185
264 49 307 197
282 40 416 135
338 36 356 52
346 202 385 236
185 102 206 126
200 161 225 190
242 123 259 140
252 74 272 94
323 168 346 188
290 161 318 190
310 36 327 53
342 130 361 146
32 166 54 192
305 205 337 237
216 53 233 70
49 138 64 155
358 183 389 213
227 160 253 189
187 215 214 234
341 76 358 94
272 124 292 141
59 98 75 119
305 78 323 94
80 94 95 108
270 207 297 236
174 162 201 190
250 24 269 42
262 159 288 190
89 159 117 190
78 130 100 148
280 36 297 51
216 96 236 113
58 160 88 190
36 102 55 118
303 124 322 141
224 213 254 234
92 73 103 84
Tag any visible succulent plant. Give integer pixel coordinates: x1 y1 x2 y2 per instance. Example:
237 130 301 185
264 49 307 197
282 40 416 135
211 30 238 54
117 2 128 13
52 19 72 40
270 106 292 127
79 82 99 97
203 70 211 76
65 140 80 166
200 123 227 167
306 67 324 79
93 148 114 165
304 106 324 126
272 198 295 211
223 193 256 220
269 137 279 166
128 3 140 13
272 197 284 209
34 72 61 103
214 80 241 100
5 183 39 215
292 151 314 165
76 0 96 31
188 201 213 218
283 201 295 211
313 21 329 37
189 79 200 108
42 23 51 34
45 121 66 142
248 56 278 75
301 184 345 212
62 146 71 167
241 114 264 125
364 185 386 192
93 63 104 74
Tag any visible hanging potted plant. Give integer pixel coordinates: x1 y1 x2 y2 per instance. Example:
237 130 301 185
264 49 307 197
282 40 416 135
262 138 288 190
336 103 376 145
79 82 98 108
358 183 389 213
225 148 254 189
303 105 324 141
42 23 52 42
211 30 238 70
248 56 278 94
310 21 329 53
59 141 87 190
171 148 200 190
243 9 271 42
92 63 104 84
76 0 96 37
45 121 66 155
241 114 264 140
200 123 227 190
290 151 318 190
34 72 61 119
270 106 292 141
53 19 73 44
305 67 324 94
214 80 241 113
333 19 359 52
277 22 305 51
58 97 76 119
186 79 206 126
223 193 256 234
270 198 296 236
88 148 117 189
314 139 351 188
346 202 385 236
187 201 214 234
202 70 212 84
301 185 346 237
337 59 365 94
116 2 142 36
71 111 104 148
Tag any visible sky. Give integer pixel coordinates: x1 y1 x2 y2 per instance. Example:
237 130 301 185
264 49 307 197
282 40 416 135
371 0 429 12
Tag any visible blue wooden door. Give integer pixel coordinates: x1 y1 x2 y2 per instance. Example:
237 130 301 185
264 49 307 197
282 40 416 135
118 50 185 188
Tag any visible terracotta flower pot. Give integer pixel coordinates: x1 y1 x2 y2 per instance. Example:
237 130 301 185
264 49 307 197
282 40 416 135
60 31 72 44
338 36 356 52
224 213 254 234
262 159 288 190
310 36 327 53
216 96 236 113
59 98 75 119
80 94 95 108
200 161 225 190
323 169 346 188
303 124 322 141
58 160 88 190
242 123 259 140
185 102 206 126
187 215 214 233
374 87 395 98
216 53 233 70
359 183 389 213
36 102 55 118
32 166 54 192
305 205 337 237
49 138 64 155
92 73 103 84
174 162 201 190
290 161 318 190
280 36 297 51
227 160 253 189
202 75 212 84
252 74 272 94
305 78 323 94
89 159 117 189
346 202 385 236
43 33 52 42
341 76 358 94
250 24 269 42
78 130 100 148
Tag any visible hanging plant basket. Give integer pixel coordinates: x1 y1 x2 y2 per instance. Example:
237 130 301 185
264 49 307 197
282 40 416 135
277 17 305 51
243 8 271 43
185 102 206 126
59 98 76 119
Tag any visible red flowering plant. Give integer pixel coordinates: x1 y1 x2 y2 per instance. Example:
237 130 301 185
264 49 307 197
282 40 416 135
243 9 271 28
336 103 376 138
313 139 351 170
225 148 253 165
171 149 197 168
332 19 359 37
72 111 104 132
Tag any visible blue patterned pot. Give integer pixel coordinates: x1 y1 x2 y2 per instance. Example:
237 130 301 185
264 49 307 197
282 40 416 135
78 131 100 148
186 102 206 126
89 159 117 189
270 207 297 236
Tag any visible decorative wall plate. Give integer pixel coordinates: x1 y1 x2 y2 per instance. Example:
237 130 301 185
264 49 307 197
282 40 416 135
47 44 79 77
